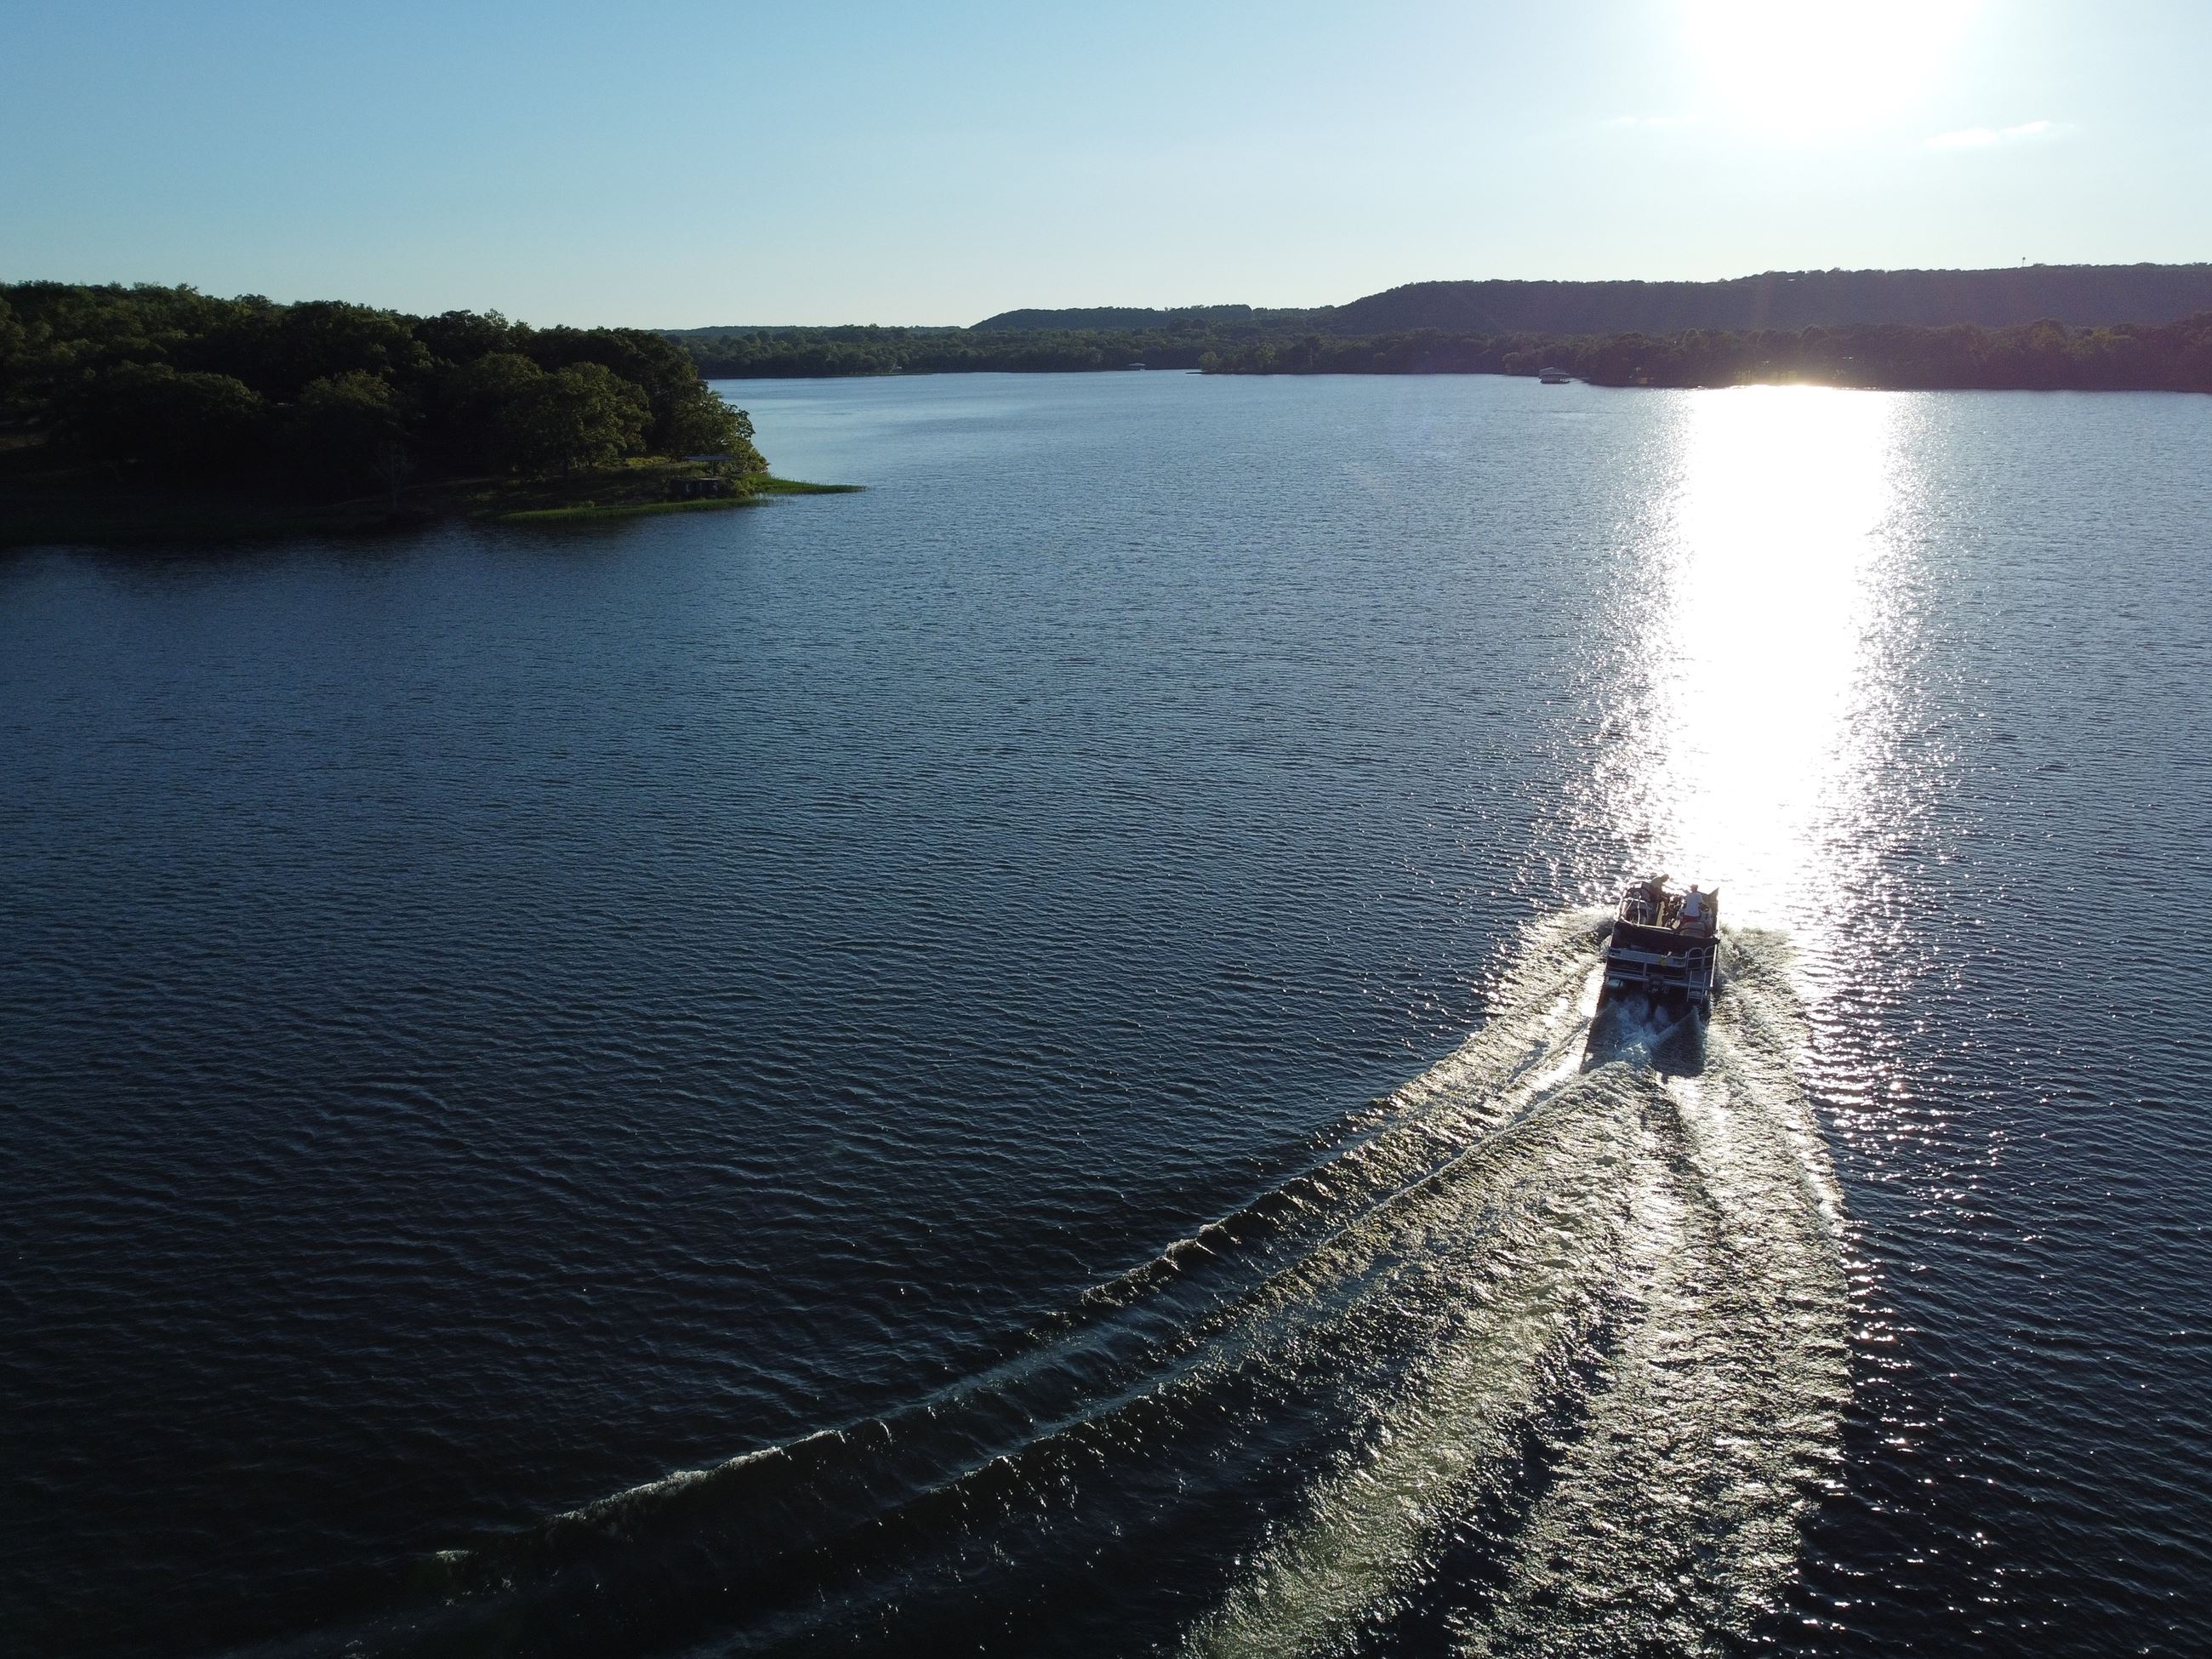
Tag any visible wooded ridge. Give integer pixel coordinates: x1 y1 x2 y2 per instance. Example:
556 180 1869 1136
961 264 2212 336
663 265 2212 391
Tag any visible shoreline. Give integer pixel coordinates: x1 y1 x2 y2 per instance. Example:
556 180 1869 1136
490 476 862 525
679 307 2212 393
697 363 2212 393
0 465 862 550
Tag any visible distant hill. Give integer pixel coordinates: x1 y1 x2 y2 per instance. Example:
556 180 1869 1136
970 265 2212 337
664 263 2212 387
970 303 1302 334
661 322 958 339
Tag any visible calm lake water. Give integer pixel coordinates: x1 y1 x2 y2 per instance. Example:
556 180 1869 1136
3 373 2209 1657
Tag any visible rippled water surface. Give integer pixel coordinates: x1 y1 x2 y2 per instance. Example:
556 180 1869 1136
4 373 2209 1656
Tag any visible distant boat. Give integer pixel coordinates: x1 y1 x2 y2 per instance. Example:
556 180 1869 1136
1538 366 1572 385
1126 362 1148 370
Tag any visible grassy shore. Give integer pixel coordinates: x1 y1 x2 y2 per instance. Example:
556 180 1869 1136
489 474 860 524
0 448 860 549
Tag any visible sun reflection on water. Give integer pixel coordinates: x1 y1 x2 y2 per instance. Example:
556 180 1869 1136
1605 387 1906 943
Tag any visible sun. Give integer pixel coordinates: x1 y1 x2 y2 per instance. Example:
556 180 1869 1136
1683 0 1983 134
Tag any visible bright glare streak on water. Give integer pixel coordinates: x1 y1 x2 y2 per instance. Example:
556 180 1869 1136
1608 387 1902 944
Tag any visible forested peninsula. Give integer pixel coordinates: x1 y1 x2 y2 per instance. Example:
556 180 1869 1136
0 282 849 548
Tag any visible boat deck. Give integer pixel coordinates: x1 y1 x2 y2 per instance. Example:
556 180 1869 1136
1597 878 1719 1017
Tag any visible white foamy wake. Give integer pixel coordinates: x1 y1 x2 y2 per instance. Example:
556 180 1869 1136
1184 923 1849 1659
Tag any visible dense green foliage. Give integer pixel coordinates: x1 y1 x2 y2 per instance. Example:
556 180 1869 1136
669 313 2212 393
674 324 1229 378
0 282 766 490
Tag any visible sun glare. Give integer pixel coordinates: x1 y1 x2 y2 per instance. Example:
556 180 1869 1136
1605 388 1904 940
1685 0 1982 134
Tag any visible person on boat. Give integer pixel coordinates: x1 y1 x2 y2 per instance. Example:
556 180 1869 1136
1680 885 1706 928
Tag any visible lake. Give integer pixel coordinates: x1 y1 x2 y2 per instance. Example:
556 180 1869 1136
3 371 2209 1656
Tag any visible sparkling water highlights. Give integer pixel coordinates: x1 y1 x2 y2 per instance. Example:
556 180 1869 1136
1601 385 1911 938
3 373 2208 1657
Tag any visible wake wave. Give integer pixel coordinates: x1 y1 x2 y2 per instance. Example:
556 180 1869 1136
259 913 1848 1658
1191 926 1847 1657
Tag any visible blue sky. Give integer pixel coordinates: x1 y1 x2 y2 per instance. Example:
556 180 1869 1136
3 0 2206 327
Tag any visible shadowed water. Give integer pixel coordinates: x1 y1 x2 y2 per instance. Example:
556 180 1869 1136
3 373 2209 1656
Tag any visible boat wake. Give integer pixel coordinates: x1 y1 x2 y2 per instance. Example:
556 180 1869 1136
261 913 1849 1658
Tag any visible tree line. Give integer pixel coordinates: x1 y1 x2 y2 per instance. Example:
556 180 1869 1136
1194 315 2212 391
9 288 2204 494
0 282 766 495
667 315 2212 393
673 324 1226 378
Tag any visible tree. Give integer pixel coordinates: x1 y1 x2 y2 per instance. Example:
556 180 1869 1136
439 351 545 470
194 299 431 400
522 325 703 452
53 362 270 475
413 309 516 366
726 403 767 473
0 294 24 385
658 380 768 470
502 362 649 479
288 370 403 486
370 442 418 511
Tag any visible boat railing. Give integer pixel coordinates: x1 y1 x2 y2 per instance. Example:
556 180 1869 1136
1606 942 1716 965
1615 892 1719 937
